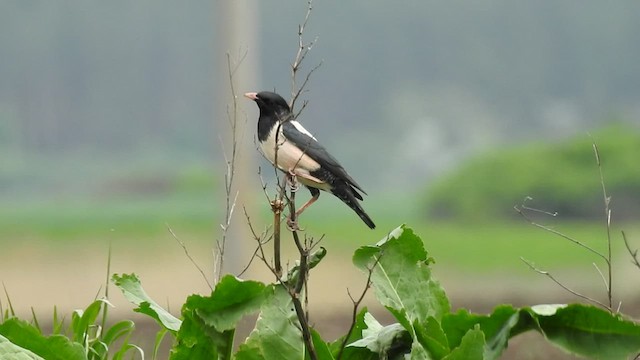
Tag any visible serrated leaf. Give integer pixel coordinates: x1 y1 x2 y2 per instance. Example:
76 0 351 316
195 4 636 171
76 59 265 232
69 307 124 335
236 285 304 360
171 276 268 359
112 273 181 332
533 303 640 359
170 292 235 360
353 225 450 333
0 318 85 360
191 275 267 331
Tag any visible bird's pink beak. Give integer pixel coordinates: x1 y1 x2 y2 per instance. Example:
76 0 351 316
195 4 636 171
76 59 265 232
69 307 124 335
244 92 258 100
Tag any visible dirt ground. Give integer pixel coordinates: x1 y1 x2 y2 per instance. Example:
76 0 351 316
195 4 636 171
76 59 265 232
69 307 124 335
2 240 639 359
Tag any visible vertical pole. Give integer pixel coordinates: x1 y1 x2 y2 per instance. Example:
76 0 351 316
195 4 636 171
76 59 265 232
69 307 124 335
214 0 259 278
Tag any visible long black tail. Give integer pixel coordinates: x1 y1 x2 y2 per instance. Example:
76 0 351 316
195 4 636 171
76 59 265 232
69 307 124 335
331 185 376 229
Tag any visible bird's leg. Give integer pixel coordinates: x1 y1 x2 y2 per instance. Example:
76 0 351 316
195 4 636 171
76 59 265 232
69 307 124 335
286 189 320 231
286 169 300 192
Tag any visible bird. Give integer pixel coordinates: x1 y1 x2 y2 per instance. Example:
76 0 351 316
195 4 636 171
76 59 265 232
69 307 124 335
244 91 375 229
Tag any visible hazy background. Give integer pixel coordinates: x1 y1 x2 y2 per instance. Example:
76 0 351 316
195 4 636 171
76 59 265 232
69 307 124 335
2 1 640 357
3 1 640 200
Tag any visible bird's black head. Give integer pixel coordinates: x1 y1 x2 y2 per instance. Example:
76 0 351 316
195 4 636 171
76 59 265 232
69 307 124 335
244 91 291 119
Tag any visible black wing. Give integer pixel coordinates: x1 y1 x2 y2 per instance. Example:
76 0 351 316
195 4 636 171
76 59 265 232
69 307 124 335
282 121 367 195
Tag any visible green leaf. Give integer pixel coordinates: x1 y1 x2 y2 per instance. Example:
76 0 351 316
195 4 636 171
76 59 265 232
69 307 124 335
442 327 485 360
170 275 269 359
533 303 640 359
101 320 135 347
0 334 45 360
309 328 334 360
414 317 449 360
353 225 450 331
70 298 108 343
348 312 411 358
194 275 267 331
236 285 304 360
442 305 524 360
329 307 376 360
284 247 327 285
0 318 85 360
112 273 181 332
169 295 229 360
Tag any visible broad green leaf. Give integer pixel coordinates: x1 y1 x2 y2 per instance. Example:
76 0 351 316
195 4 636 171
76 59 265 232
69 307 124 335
442 327 485 360
112 273 181 332
309 328 334 360
170 275 268 359
0 334 44 360
533 303 640 359
169 294 231 360
353 225 450 332
329 307 376 360
414 317 449 360
442 305 524 360
236 285 304 360
194 275 267 331
0 318 85 360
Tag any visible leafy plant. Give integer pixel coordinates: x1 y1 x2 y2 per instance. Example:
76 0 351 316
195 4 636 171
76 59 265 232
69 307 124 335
0 299 142 360
111 225 640 359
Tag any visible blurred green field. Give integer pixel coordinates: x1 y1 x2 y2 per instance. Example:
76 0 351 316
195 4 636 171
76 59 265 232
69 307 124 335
1 186 634 276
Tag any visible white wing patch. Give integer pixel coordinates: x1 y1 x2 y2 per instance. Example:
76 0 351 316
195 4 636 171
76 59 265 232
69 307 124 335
259 122 332 192
290 120 317 141
260 124 322 173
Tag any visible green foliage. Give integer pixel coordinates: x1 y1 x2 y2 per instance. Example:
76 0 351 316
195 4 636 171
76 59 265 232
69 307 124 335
0 299 141 360
425 124 640 220
4 225 640 359
108 224 640 359
112 273 181 333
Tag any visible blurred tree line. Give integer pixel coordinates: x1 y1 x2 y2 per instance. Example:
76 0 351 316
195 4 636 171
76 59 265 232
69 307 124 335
1 1 640 192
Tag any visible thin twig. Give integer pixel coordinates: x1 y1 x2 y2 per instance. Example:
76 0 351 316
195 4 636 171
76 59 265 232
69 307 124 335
290 0 316 111
286 181 317 360
592 141 613 310
515 203 608 263
239 206 277 278
521 258 610 310
215 50 248 283
622 231 640 270
168 225 213 291
337 254 383 360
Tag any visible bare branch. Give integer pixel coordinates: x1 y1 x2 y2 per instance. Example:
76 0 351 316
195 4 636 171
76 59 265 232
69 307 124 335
168 225 212 291
590 140 614 310
215 50 248 283
286 182 317 360
337 254 383 360
515 202 608 263
238 206 276 278
622 231 640 270
289 0 322 115
521 257 610 310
